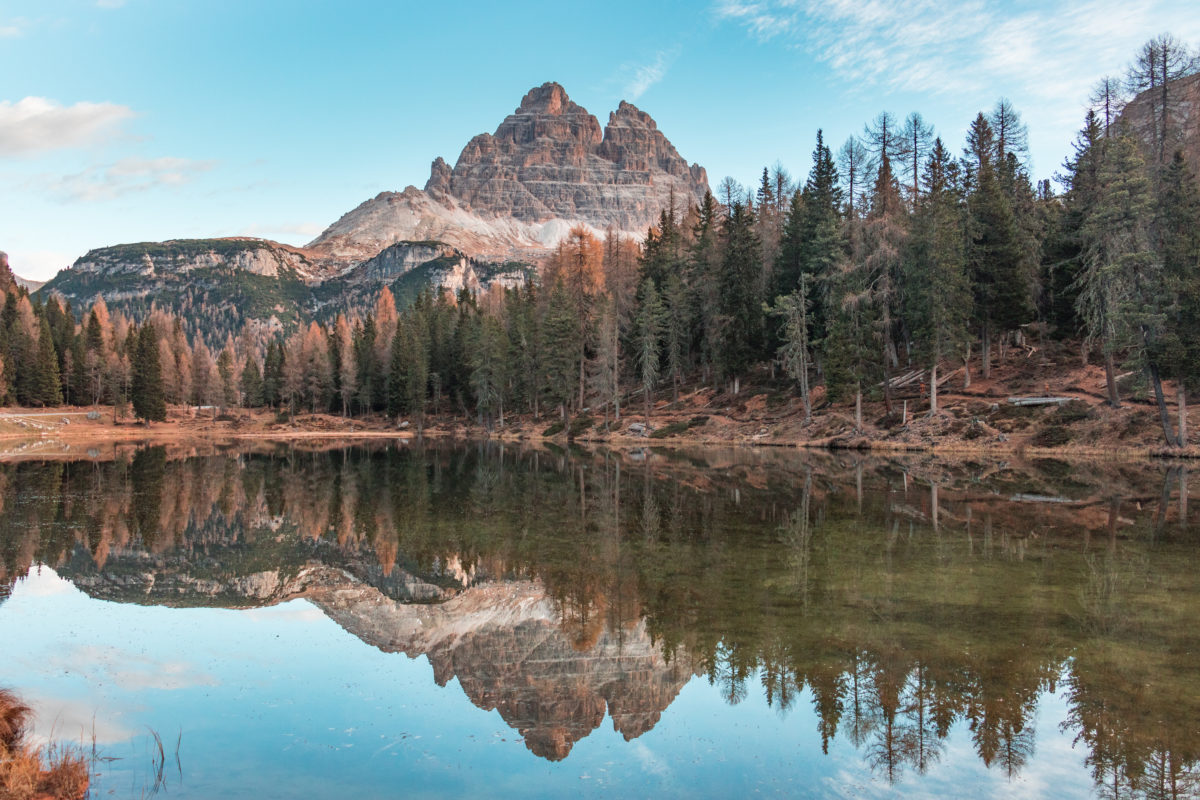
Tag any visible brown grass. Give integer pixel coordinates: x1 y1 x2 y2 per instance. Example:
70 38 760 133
0 689 89 800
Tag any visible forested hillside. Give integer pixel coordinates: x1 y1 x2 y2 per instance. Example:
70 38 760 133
4 36 1199 447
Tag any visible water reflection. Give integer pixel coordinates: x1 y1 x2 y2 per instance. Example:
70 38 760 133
1 442 1199 796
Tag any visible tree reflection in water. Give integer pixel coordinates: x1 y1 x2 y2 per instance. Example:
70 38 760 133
0 442 1198 795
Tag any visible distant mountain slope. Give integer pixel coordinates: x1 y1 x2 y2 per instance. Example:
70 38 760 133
39 237 527 342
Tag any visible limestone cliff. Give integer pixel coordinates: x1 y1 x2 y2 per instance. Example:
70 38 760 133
69 238 323 283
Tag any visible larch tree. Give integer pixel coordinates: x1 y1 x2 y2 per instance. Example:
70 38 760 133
900 112 935 203
838 136 870 217
1126 34 1200 168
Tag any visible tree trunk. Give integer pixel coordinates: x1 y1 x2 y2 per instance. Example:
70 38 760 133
981 323 991 381
1104 347 1121 407
1147 362 1176 446
1179 386 1188 448
855 389 863 432
963 343 972 390
928 363 938 416
799 350 812 425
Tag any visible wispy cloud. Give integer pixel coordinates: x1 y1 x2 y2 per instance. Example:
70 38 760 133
0 17 29 37
623 47 681 101
0 96 136 155
43 157 216 202
715 0 1200 106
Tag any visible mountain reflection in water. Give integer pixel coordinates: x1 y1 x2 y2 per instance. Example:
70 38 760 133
1 442 1198 797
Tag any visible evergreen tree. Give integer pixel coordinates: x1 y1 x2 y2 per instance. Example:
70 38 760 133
965 113 1033 380
765 276 814 423
905 138 971 413
32 316 62 407
240 355 264 408
1152 151 1200 445
634 277 665 420
131 323 166 422
716 201 763 386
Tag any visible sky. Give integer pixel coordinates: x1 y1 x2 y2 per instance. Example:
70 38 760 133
2 0 1199 281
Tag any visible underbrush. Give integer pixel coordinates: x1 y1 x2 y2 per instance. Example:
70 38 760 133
0 689 89 800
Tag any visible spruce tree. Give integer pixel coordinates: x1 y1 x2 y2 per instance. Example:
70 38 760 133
131 323 166 422
240 356 264 408
634 277 665 421
965 113 1033 379
716 201 764 387
905 139 970 413
32 317 62 408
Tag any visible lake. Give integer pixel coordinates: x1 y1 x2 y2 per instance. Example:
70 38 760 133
1 441 1197 798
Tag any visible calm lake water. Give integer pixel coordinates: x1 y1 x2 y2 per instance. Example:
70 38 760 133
1 441 1198 798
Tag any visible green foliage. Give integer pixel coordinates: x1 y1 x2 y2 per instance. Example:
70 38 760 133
131 323 166 422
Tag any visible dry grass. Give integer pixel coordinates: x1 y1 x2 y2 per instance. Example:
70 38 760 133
0 689 89 800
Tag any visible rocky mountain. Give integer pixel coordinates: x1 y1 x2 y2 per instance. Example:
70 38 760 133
59 544 692 762
39 237 528 341
1119 71 1200 167
35 82 705 335
306 82 708 265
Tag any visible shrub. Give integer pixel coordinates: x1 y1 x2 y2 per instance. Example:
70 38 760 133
650 420 690 439
542 421 565 437
568 415 594 437
1033 425 1072 447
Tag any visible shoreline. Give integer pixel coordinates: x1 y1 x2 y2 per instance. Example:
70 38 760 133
0 412 1195 463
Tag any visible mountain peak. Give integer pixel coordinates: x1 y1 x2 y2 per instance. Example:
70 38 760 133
516 81 574 115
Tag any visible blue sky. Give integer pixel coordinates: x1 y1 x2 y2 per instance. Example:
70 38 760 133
2 0 1199 281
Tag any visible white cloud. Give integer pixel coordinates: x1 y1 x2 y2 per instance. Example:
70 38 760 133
0 96 136 155
45 156 216 202
235 221 325 242
624 49 680 101
715 0 1200 106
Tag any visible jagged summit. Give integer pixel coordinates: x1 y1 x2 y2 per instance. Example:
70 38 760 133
308 82 708 264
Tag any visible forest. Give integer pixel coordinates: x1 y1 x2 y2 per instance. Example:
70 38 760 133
2 36 1198 446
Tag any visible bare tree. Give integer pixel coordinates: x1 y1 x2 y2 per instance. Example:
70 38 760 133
1089 76 1127 136
988 98 1029 164
900 112 935 202
838 136 870 217
1126 34 1200 166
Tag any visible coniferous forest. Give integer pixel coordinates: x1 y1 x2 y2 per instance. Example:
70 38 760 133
2 36 1199 446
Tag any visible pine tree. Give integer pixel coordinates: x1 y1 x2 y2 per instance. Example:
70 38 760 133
1152 151 1200 445
32 316 62 408
765 276 814 423
716 201 763 387
634 277 665 421
240 355 264 408
132 323 166 422
965 113 1033 380
861 152 907 410
1078 134 1172 441
905 139 971 414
